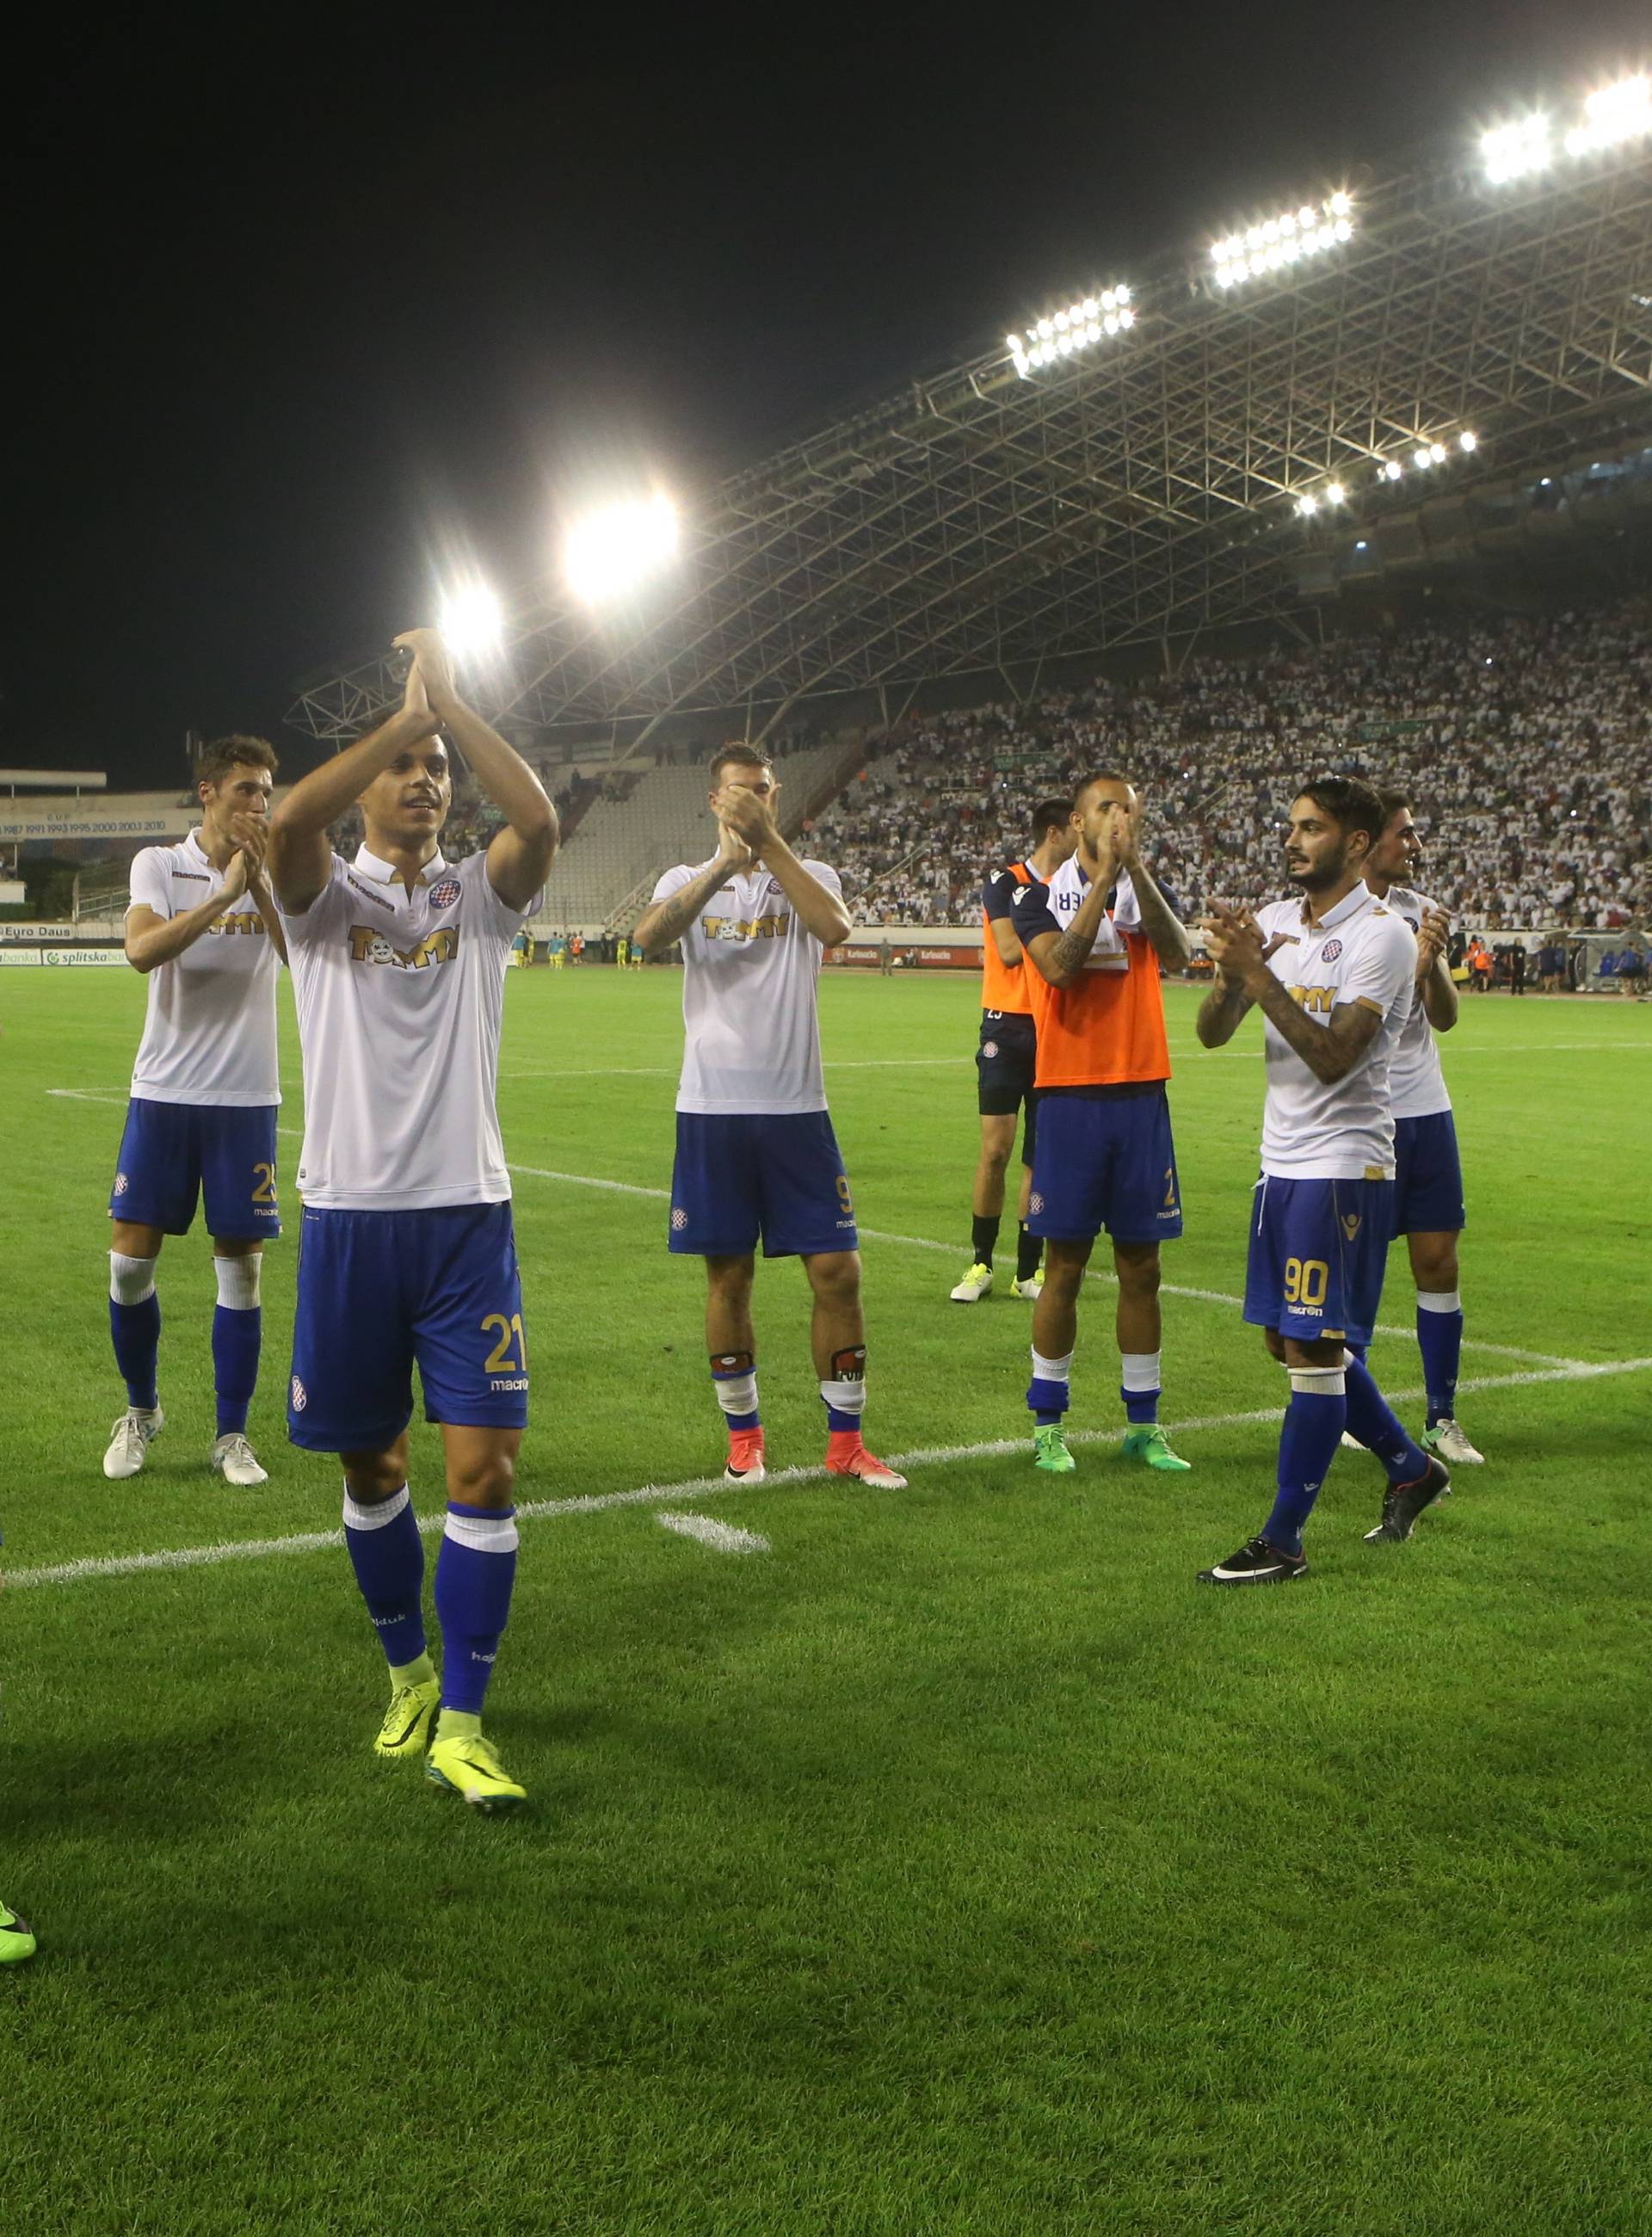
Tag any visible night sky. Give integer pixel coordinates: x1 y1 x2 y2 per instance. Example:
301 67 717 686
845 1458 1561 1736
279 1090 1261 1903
8 4 1645 786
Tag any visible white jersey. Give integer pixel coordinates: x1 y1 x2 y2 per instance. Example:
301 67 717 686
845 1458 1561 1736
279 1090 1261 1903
652 855 842 1114
1254 883 1416 1180
126 829 280 1107
1369 881 1452 1119
280 846 534 1211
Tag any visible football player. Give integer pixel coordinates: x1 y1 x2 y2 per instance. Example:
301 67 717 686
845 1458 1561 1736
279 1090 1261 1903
1011 775 1193 1475
1361 791 1482 1464
103 736 287 1488
634 743 906 1491
949 798 1076 1305
1195 777 1450 1584
268 631 556 1811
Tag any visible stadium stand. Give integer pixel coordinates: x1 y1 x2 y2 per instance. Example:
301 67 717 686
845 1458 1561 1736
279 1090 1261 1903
811 595 1652 936
533 736 860 934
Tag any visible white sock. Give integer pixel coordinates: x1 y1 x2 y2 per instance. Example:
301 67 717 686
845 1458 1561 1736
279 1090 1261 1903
712 1370 759 1417
1120 1351 1162 1394
109 1251 157 1307
214 1254 262 1310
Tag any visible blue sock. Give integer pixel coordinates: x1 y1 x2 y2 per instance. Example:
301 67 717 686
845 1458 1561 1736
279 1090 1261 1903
435 1503 519 1715
342 1487 427 1667
1263 1370 1347 1552
212 1306 261 1435
1416 1291 1464 1426
109 1247 161 1410
1120 1350 1161 1426
110 1296 161 1410
1343 1354 1429 1482
1027 1346 1072 1427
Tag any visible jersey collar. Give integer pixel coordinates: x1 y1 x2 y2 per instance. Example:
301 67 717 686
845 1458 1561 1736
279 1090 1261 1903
354 844 448 888
182 828 213 872
1302 882 1375 933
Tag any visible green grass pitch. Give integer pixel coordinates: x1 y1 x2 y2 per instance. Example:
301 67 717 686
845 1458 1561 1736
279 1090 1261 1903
2 963 1649 2234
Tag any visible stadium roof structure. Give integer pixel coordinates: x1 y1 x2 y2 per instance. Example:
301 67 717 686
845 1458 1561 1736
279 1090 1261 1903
289 126 1652 748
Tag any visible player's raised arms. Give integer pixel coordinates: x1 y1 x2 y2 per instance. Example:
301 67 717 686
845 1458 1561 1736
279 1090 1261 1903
391 628 558 910
268 660 442 913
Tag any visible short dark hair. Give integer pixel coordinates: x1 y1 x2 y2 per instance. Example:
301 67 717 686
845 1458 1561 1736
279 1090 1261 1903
709 742 774 788
1031 797 1073 842
1295 775 1386 850
196 735 278 787
1073 770 1135 810
1376 786 1412 826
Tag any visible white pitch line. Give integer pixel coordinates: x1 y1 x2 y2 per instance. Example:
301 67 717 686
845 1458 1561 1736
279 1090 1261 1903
39 1090 1585 1367
504 1168 1581 1369
498 1044 1652 1082
9 1359 1649 1594
656 1513 770 1556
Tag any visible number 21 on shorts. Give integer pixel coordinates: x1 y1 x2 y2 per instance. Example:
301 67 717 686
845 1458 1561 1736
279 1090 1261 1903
480 1313 527 1371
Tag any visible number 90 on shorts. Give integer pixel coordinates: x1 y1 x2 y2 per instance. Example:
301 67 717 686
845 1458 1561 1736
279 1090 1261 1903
1242 1174 1395 1351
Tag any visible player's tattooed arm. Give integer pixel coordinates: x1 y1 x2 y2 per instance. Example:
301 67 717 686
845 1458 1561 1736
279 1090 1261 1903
393 629 558 912
1029 819 1123 986
269 660 441 913
1115 805 1193 970
1415 906 1458 1032
632 854 741 956
1195 905 1261 1044
1204 903 1382 1081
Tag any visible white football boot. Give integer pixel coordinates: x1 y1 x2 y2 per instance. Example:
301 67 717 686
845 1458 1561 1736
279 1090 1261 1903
103 1407 164 1480
211 1432 269 1486
949 1261 994 1303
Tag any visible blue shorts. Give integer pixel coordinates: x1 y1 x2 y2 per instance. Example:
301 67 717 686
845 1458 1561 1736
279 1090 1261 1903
670 1111 859 1259
288 1203 527 1452
1025 1085 1183 1246
1391 1112 1466 1236
1243 1175 1394 1348
110 1098 280 1240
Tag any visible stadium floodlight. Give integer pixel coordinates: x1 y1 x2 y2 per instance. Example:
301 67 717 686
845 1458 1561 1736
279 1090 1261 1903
1008 286 1135 378
1415 447 1433 470
437 582 504 661
1565 74 1651 160
1481 114 1550 184
1296 492 1319 517
1458 429 1478 452
1325 480 1346 504
1428 441 1447 464
1210 193 1354 289
1382 459 1403 481
563 492 681 605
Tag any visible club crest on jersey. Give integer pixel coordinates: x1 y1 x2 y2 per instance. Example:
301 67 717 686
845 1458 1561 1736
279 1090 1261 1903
428 878 461 909
671 1207 688 1231
290 1377 307 1412
1320 939 1343 962
983 1040 999 1059
113 1172 129 1196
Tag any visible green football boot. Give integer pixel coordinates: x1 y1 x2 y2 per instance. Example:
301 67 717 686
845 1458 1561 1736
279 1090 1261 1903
1032 1423 1076 1473
374 1677 441 1763
0 1897 37 1965
1120 1425 1191 1472
426 1731 527 1815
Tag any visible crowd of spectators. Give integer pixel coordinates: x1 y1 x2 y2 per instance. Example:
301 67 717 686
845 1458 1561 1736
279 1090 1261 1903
808 596 1652 935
